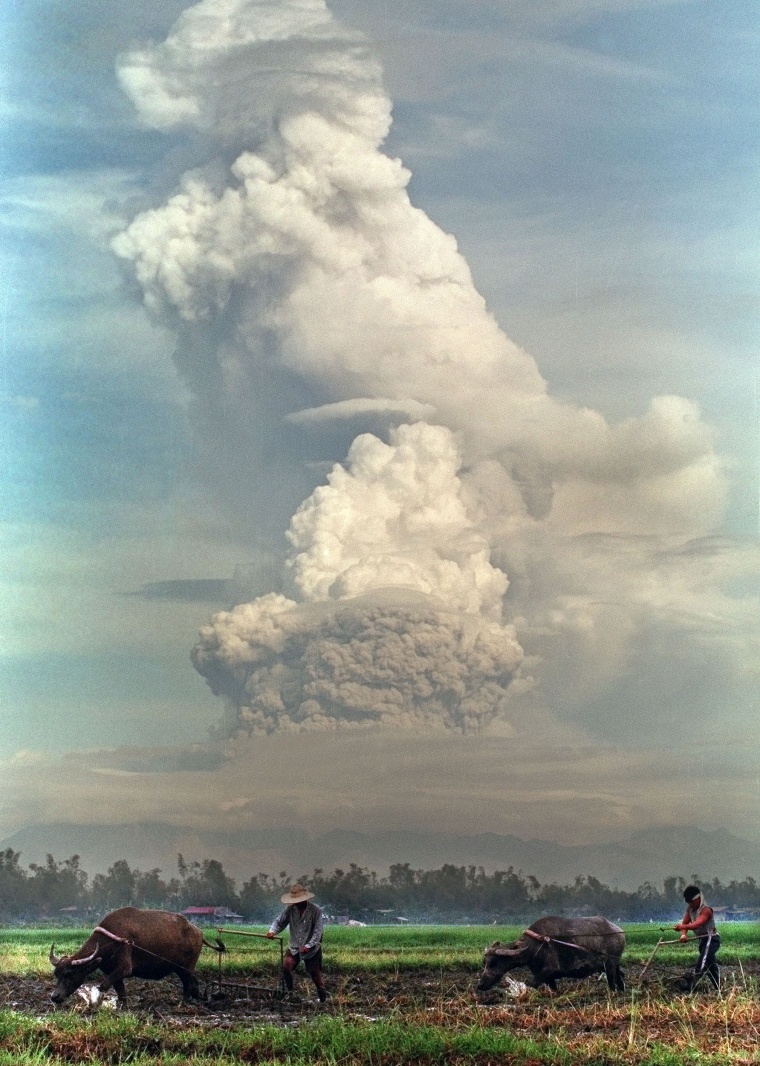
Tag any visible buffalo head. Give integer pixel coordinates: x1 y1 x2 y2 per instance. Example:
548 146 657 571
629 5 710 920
476 939 529 992
49 944 102 1004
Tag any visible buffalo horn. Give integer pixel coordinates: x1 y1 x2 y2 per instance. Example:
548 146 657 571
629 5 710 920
70 946 100 967
492 945 524 957
49 945 62 966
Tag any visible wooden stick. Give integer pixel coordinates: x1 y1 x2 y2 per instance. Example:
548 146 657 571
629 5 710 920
215 927 283 940
638 937 665 982
638 935 695 983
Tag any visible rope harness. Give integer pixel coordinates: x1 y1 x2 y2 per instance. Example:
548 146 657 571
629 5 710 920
86 925 222 983
523 927 622 963
66 925 283 1002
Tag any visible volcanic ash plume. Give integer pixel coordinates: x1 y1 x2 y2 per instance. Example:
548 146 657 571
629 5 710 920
287 424 507 616
193 593 526 734
192 423 528 734
114 0 728 738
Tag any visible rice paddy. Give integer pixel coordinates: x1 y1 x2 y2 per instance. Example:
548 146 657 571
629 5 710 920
0 922 758 1063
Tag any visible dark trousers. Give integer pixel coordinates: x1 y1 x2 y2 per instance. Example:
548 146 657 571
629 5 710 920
694 933 720 990
282 947 324 991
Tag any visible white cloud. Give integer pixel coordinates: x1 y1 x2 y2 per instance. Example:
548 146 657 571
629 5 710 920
112 0 724 522
286 396 436 425
105 0 744 751
288 424 508 614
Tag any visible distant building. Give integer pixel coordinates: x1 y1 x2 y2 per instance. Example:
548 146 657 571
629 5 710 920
183 906 244 924
712 906 760 921
376 909 410 924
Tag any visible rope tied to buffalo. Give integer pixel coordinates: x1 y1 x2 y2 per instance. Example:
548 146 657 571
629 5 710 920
523 927 623 962
89 925 224 983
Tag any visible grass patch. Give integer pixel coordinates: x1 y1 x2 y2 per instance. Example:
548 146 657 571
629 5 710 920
1 1005 759 1065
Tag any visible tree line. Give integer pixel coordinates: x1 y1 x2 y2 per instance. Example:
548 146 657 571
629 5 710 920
1 847 758 922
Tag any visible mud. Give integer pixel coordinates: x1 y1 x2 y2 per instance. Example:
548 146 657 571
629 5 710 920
3 968 476 1023
2 961 754 1027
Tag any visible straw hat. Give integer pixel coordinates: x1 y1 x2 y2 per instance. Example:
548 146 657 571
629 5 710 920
281 883 315 905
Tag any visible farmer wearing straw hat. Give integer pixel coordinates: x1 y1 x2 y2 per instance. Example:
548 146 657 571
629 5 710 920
267 884 328 1001
674 884 720 991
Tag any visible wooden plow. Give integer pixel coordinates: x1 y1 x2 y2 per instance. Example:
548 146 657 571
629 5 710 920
637 932 718 991
211 928 287 1000
638 936 686 983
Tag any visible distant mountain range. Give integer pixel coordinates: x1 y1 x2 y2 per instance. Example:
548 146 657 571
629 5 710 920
0 822 756 891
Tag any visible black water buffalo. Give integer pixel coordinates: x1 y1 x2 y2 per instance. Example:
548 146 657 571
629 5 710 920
477 916 625 993
49 907 224 1006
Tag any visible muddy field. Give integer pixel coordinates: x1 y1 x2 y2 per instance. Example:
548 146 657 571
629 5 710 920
10 967 479 1022
3 960 757 1034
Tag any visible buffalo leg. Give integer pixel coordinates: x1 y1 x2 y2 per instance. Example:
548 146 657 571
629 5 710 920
178 969 202 1001
98 945 132 1002
603 960 626 993
97 972 128 1004
603 960 623 991
111 978 127 1004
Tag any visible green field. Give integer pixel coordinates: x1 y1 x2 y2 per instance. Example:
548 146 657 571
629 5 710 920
1 923 759 1064
5 921 760 973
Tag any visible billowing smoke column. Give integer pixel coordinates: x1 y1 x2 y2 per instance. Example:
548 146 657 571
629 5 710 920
192 423 527 733
192 590 527 734
113 0 726 737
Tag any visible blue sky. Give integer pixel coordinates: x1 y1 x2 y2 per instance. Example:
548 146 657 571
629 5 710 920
0 0 757 846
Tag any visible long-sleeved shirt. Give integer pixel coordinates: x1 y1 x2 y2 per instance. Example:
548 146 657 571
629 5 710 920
269 901 325 958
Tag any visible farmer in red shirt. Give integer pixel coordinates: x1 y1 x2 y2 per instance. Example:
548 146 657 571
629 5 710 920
674 884 720 990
